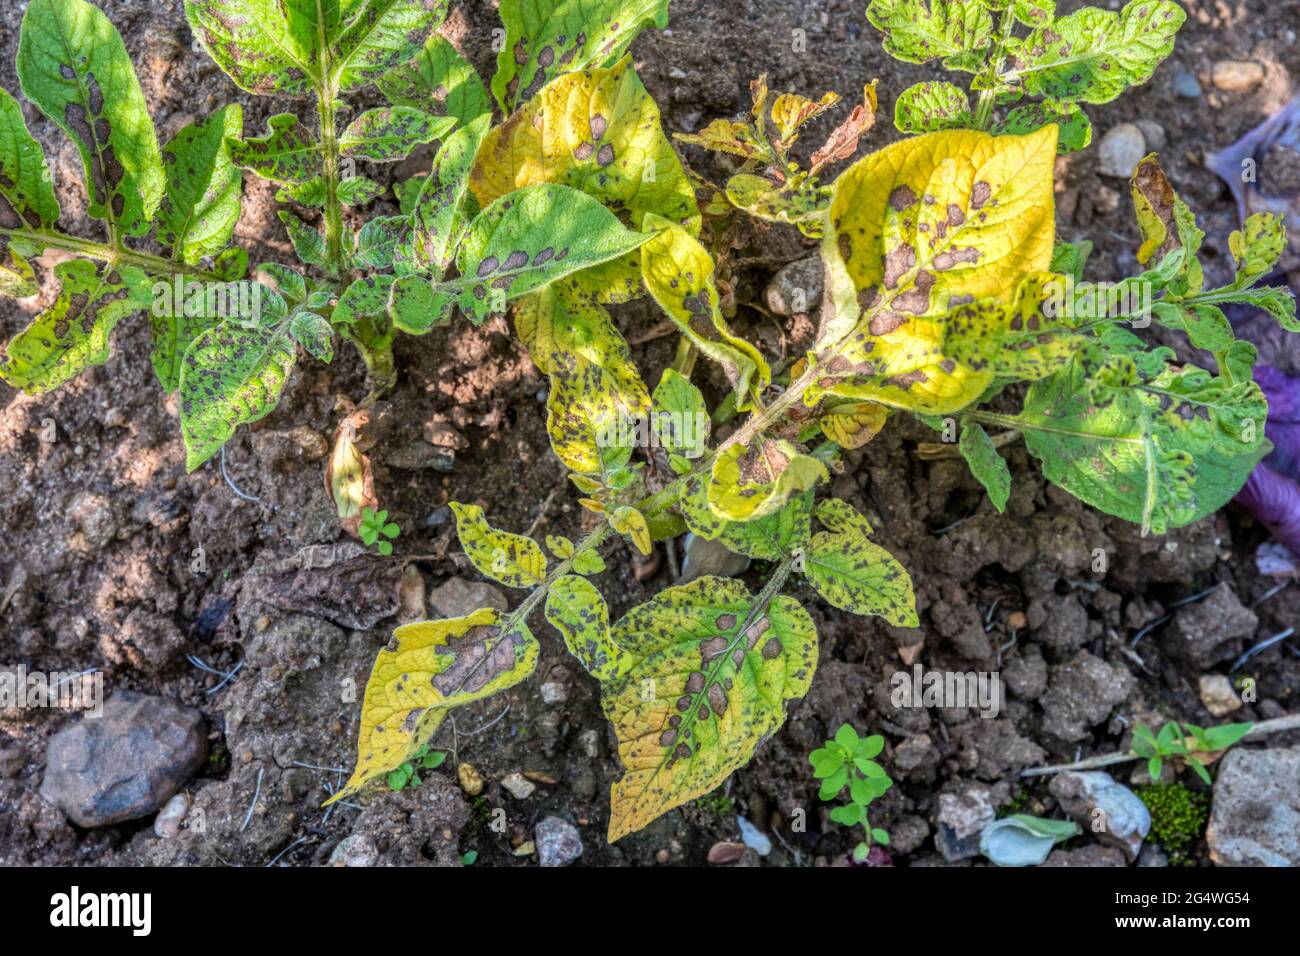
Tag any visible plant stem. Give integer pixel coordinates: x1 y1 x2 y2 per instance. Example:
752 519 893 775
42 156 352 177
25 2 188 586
1019 713 1300 778
0 227 221 281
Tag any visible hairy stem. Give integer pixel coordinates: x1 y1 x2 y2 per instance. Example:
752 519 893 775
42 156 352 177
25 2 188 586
316 82 346 277
0 227 221 281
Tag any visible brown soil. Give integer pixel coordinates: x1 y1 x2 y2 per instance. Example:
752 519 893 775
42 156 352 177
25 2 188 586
2 0 1299 867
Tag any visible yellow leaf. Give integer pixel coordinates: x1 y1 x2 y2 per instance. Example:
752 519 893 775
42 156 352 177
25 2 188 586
811 126 1058 413
470 55 698 302
328 609 538 804
817 400 889 448
708 438 829 521
449 502 547 588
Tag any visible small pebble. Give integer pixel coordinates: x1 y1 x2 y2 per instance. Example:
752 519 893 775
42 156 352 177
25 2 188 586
1212 60 1265 93
655 848 671 864
707 841 746 865
1134 119 1166 153
501 772 536 799
1198 674 1243 717
513 840 536 857
1097 123 1147 178
536 816 583 867
153 792 192 839
540 681 568 705
458 762 484 796
1172 67 1203 98
737 815 772 856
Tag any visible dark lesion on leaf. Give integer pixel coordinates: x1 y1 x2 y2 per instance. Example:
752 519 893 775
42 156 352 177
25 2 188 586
431 623 524 697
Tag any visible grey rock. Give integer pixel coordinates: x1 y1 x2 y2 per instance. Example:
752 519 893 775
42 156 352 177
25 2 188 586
1138 843 1169 867
765 256 823 316
1040 651 1136 743
1172 67 1203 98
1097 123 1147 178
540 681 569 705
935 784 997 861
428 577 508 618
41 691 207 828
677 533 749 584
1003 645 1048 700
1134 119 1167 153
153 792 192 839
536 816 583 867
386 441 455 472
500 772 536 800
1198 674 1243 717
889 815 930 855
1164 585 1257 666
1207 746 1300 865
1049 771 1150 861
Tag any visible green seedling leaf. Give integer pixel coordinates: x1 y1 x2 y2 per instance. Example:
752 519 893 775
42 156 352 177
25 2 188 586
472 56 698 302
815 126 1058 413
231 114 319 184
0 87 60 232
604 576 818 841
491 0 671 113
866 0 995 71
708 438 829 522
544 574 631 680
157 104 244 264
573 549 606 575
379 33 491 127
18 0 165 237
178 321 298 470
804 502 918 626
641 215 770 408
328 607 538 804
449 501 547 588
1008 0 1185 105
894 81 972 134
339 107 454 162
1 260 151 392
960 419 1011 512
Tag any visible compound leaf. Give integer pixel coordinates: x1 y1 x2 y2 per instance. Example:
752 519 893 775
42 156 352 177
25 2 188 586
157 103 244 264
18 0 164 236
449 501 547 588
604 576 818 841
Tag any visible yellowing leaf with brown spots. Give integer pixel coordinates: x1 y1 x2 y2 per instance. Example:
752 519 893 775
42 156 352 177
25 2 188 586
544 574 631 681
641 214 771 407
328 608 538 804
603 576 818 842
449 502 547 588
804 500 917 626
817 400 889 449
812 126 1057 413
708 438 828 522
470 56 698 302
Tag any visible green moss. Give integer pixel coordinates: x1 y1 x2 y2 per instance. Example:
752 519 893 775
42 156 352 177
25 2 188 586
1138 783 1209 866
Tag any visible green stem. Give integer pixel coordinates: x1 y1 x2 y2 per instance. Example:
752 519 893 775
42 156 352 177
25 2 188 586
501 523 614 634
972 9 1017 130
0 227 221 281
316 83 346 276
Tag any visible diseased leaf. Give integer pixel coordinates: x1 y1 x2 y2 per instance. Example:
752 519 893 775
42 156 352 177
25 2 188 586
339 107 453 162
545 574 631 681
610 505 653 555
289 310 333 361
1228 213 1287 290
818 400 889 449
184 0 316 96
641 215 770 407
996 102 1092 154
894 81 972 134
1018 353 1270 535
231 114 319 184
866 0 994 71
327 407 377 533
336 175 385 205
804 516 918 626
491 0 670 113
679 472 812 561
652 368 708 459
278 210 327 266
177 320 298 470
378 33 491 127
723 173 830 232
604 576 818 841
18 0 164 236
328 607 537 803
0 246 38 299
157 104 244 264
0 87 60 231
471 56 698 302
959 419 1011 511
708 438 829 522
449 501 547 588
0 260 151 392
1008 0 1185 105
814 126 1058 413
396 183 652 332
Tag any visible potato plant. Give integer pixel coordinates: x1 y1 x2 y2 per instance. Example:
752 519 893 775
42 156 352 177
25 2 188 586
2 1 1295 847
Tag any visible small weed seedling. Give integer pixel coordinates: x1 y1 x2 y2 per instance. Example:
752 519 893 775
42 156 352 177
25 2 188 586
1131 720 1253 784
811 724 893 861
358 507 401 557
385 744 446 791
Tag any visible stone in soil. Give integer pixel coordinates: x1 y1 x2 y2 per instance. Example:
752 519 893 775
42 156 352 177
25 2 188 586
1049 771 1151 861
1206 745 1300 865
1211 60 1265 92
1039 650 1136 743
428 577 508 618
764 255 823 316
1097 123 1147 178
1198 674 1242 717
1042 845 1128 867
935 783 997 861
500 772 536 799
40 691 207 828
1163 585 1257 666
535 816 583 867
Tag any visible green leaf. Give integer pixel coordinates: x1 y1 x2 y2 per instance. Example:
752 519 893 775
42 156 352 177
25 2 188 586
810 747 845 777
0 260 151 392
603 576 818 841
572 549 606 575
708 439 828 522
0 246 38 299
1017 353 1270 535
866 0 995 70
0 87 60 231
334 274 396 328
147 275 279 392
339 107 453 162
448 501 547 588
830 802 865 827
959 419 1011 512
1008 0 1185 105
278 211 327 266
641 215 771 408
1200 721 1252 750
328 607 537 804
651 368 709 459
395 183 653 333
544 574 632 681
336 175 385 206
231 114 319 184
185 0 449 96
1187 755 1211 785
353 216 405 271
491 0 670 113
679 472 812 561
157 104 244 264
996 102 1092 154
803 518 918 626
177 321 298 470
472 56 698 303
289 310 333 361
378 33 491 128
18 0 165 236
894 81 972 134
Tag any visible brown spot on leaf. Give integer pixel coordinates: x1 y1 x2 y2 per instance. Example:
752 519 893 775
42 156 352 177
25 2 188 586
883 243 916 289
970 181 992 209
889 185 917 210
